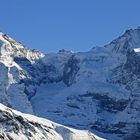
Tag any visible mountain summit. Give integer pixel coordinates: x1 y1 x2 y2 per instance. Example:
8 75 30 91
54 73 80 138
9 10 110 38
0 32 44 66
0 27 140 140
106 27 140 54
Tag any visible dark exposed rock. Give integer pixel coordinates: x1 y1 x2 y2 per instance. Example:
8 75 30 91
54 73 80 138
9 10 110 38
63 55 80 86
81 92 129 112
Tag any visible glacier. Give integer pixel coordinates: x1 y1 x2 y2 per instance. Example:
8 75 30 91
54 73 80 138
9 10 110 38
0 27 140 139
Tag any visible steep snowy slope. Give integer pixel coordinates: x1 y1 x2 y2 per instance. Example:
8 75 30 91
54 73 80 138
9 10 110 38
0 103 104 140
0 27 140 140
31 28 140 140
0 32 44 113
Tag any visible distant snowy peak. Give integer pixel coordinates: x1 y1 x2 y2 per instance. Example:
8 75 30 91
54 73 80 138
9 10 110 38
105 27 140 54
0 32 44 66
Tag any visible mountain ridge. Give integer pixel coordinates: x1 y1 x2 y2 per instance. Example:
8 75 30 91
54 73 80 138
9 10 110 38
0 103 104 140
0 27 140 140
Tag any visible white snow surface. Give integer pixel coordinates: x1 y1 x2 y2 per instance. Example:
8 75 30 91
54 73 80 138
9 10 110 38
0 103 104 140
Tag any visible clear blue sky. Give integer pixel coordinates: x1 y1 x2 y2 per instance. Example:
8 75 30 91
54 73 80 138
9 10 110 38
0 0 140 53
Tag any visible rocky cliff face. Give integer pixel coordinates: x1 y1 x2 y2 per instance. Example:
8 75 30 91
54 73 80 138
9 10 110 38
0 27 140 140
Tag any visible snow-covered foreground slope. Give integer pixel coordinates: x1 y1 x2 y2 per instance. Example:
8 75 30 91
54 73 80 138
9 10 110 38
0 27 140 140
0 103 104 140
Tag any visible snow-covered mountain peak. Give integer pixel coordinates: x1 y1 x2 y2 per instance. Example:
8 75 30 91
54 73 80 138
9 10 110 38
0 32 44 67
105 27 140 54
0 27 140 140
0 32 45 114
